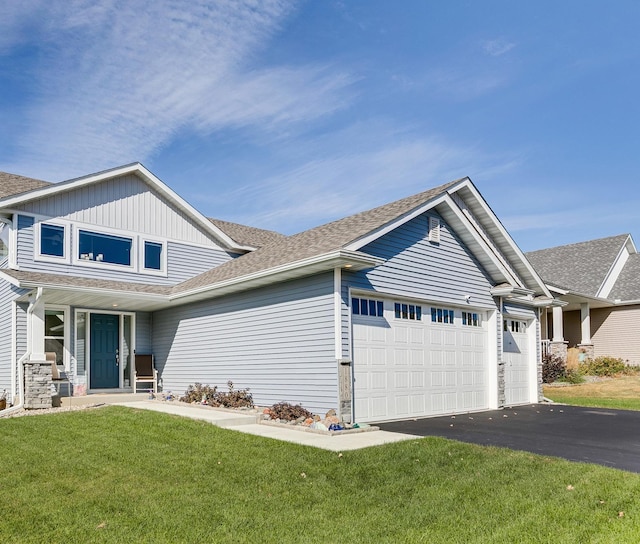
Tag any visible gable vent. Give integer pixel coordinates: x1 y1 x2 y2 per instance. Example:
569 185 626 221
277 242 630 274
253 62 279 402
428 216 441 243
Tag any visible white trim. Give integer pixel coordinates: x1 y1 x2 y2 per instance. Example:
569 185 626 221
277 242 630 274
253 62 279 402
451 181 552 297
140 237 168 277
34 220 72 265
74 224 137 272
597 237 631 298
486 308 498 409
10 300 16 401
0 163 249 252
334 268 342 359
8 213 17 269
44 305 71 371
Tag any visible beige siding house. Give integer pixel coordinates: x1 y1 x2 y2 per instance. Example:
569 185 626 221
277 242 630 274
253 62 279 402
526 235 640 363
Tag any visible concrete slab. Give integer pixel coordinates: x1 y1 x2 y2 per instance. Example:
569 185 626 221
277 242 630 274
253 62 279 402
112 401 417 451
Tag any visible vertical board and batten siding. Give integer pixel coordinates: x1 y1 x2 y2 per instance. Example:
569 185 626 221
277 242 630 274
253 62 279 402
347 212 496 310
591 306 640 364
152 273 338 414
16 215 235 285
14 174 222 247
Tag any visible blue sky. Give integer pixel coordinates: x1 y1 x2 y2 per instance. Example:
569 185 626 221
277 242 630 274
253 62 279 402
2 1 640 252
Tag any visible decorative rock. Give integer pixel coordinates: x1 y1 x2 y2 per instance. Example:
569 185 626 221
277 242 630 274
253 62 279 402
311 422 328 431
325 415 340 425
313 414 321 422
262 408 271 415
325 409 337 418
304 418 314 426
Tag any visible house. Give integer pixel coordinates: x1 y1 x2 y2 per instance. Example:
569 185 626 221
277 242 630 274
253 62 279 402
526 234 640 364
0 163 555 423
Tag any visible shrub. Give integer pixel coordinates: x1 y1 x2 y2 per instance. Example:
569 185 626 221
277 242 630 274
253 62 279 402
542 353 567 384
557 368 585 384
580 356 636 377
180 381 254 408
268 402 313 421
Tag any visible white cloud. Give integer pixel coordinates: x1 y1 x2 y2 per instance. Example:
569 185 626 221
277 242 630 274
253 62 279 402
0 0 356 180
482 39 516 57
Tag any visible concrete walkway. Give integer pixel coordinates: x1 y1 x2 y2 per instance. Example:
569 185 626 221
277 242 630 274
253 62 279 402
114 401 416 451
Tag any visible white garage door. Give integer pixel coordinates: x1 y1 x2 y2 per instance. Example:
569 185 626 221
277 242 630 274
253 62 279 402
353 297 488 423
503 318 530 405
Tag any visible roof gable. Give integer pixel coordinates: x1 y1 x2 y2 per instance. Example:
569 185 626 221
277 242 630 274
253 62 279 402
526 234 630 296
0 164 250 251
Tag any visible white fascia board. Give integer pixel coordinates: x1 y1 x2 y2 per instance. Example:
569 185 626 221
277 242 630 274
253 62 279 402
597 235 632 298
439 194 522 286
172 250 383 302
12 279 170 302
453 180 552 298
490 285 535 297
343 194 450 251
0 163 251 253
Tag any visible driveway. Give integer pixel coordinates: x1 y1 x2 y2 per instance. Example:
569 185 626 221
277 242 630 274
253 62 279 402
378 404 640 473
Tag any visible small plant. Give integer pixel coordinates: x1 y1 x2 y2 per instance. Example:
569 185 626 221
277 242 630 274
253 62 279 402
580 356 631 377
268 402 313 421
180 381 254 409
542 353 567 384
557 368 584 384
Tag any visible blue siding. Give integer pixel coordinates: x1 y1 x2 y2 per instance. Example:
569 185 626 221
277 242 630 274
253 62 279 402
0 283 29 402
152 273 338 414
16 214 235 285
135 312 152 353
345 212 496 309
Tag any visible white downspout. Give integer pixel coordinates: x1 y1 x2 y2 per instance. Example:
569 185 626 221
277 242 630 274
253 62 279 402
2 287 43 416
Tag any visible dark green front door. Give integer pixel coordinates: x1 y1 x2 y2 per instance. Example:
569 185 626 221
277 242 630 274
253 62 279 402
90 314 120 389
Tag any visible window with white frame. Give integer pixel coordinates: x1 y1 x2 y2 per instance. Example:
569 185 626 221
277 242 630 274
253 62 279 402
394 302 422 320
352 297 384 317
45 308 67 369
143 240 163 271
462 311 482 327
78 229 132 266
37 222 67 260
504 319 526 333
431 306 455 324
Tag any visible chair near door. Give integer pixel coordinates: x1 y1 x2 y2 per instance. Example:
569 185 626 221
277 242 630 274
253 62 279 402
134 354 158 394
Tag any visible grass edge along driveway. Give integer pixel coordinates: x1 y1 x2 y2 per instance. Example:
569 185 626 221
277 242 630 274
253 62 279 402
544 375 640 411
1 406 639 543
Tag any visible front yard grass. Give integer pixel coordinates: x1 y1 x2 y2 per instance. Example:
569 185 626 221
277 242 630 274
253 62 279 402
544 375 640 411
1 407 640 543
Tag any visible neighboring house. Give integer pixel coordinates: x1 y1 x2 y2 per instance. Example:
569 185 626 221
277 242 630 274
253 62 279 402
0 163 554 423
526 234 640 364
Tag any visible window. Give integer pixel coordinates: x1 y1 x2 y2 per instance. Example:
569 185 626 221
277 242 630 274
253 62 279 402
504 319 526 333
431 307 455 324
40 223 65 257
78 230 132 266
45 308 66 368
144 241 163 270
352 297 384 317
462 311 481 327
395 301 422 320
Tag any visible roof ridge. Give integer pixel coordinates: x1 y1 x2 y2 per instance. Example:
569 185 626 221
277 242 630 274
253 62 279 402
526 233 630 255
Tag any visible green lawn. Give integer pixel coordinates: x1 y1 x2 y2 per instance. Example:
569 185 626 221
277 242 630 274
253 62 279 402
2 406 640 543
544 376 640 411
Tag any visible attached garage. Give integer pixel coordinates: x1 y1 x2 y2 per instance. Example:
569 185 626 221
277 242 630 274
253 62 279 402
352 295 489 423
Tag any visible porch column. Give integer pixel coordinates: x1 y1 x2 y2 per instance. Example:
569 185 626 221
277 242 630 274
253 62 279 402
552 306 564 342
550 305 568 362
30 293 46 362
578 302 595 359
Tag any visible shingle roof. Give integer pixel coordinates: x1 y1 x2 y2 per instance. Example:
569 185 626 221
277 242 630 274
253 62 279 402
609 253 640 301
208 218 285 249
525 234 629 296
175 178 462 293
1 269 171 296
0 172 51 198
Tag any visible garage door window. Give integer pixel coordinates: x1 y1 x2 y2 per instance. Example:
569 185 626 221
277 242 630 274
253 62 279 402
504 319 526 332
431 307 454 324
462 312 481 327
394 302 422 320
352 297 384 317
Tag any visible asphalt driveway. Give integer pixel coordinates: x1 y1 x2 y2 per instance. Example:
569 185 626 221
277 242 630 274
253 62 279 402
378 404 640 473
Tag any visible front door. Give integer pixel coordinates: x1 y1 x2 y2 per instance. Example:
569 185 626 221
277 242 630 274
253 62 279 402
90 314 120 389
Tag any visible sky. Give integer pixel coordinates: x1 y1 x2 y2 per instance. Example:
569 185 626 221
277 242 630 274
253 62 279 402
2 1 640 252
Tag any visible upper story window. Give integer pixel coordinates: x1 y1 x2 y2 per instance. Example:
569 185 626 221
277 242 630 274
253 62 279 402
352 297 384 317
431 307 455 324
41 223 65 257
144 241 163 271
504 319 526 333
78 230 132 266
